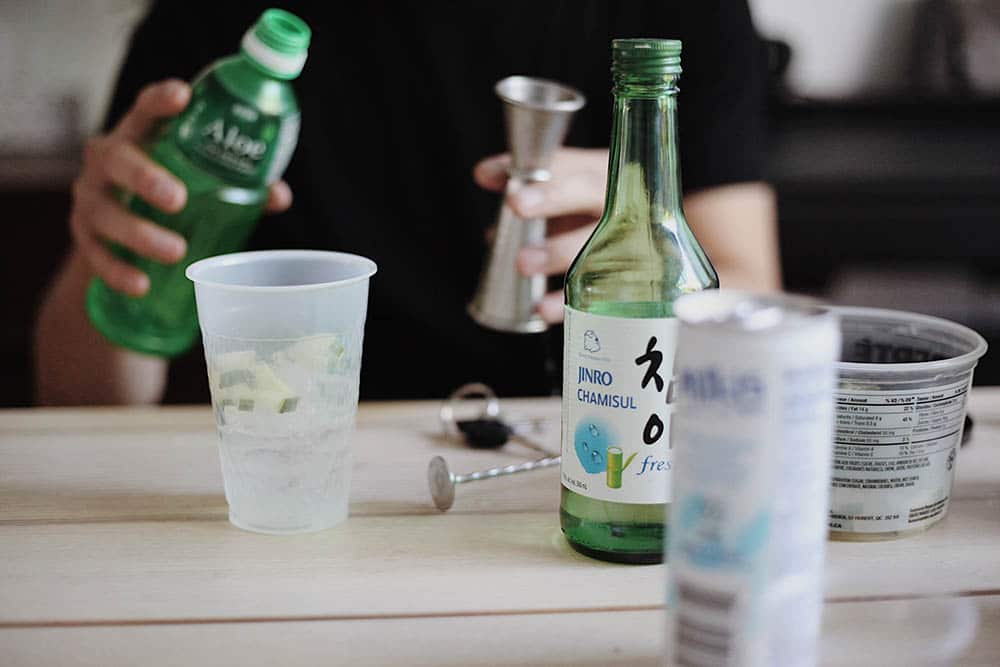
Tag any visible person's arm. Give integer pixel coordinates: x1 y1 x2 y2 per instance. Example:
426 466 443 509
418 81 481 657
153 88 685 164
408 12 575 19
34 1 299 407
473 149 780 323
471 1 777 320
34 77 292 406
35 252 171 406
683 181 781 292
670 0 779 292
34 79 190 406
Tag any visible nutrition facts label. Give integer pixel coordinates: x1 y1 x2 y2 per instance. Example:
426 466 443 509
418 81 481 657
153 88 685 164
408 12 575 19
828 378 970 534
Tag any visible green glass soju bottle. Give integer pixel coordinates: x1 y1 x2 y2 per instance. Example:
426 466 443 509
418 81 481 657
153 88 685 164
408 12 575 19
560 39 718 564
86 9 310 357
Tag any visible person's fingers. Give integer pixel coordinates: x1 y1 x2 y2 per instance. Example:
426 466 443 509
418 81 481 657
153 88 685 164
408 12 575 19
265 180 293 213
87 137 186 213
506 174 605 220
65 78 192 298
69 182 179 293
113 79 191 143
80 189 187 264
546 214 598 236
502 148 607 219
538 291 565 324
516 247 548 276
516 224 595 277
72 226 150 296
472 153 511 192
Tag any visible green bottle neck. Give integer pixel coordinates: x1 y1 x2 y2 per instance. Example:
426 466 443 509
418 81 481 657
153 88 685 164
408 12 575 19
238 48 298 83
603 84 682 224
222 52 293 88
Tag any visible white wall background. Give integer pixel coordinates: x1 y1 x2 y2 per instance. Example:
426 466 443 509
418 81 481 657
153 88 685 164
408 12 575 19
749 0 922 100
0 0 149 154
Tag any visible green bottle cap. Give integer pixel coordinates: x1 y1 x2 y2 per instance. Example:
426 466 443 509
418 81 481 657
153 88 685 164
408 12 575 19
612 38 682 77
241 8 311 79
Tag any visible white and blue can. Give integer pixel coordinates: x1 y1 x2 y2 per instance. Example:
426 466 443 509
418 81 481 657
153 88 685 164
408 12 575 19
666 291 840 667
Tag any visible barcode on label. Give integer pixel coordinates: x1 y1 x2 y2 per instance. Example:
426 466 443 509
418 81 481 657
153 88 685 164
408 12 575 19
675 580 736 667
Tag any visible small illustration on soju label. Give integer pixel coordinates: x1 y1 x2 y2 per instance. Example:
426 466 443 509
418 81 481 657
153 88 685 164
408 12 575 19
606 447 623 487
583 329 602 353
574 421 638 489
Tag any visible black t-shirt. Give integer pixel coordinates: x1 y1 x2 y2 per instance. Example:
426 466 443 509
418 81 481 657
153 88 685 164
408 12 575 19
104 1 767 402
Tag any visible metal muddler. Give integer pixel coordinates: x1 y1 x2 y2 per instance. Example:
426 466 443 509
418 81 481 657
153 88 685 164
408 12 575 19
429 382 560 511
467 76 585 333
428 454 560 511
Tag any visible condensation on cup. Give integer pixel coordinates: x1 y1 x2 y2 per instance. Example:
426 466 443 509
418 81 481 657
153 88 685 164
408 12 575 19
666 290 840 667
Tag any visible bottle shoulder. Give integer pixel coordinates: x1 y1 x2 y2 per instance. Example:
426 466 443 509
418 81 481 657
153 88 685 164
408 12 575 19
566 208 718 313
570 208 713 275
198 56 299 117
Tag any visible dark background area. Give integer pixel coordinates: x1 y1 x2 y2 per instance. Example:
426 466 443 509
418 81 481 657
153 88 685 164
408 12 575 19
3 181 75 407
2 1 998 407
772 98 1000 386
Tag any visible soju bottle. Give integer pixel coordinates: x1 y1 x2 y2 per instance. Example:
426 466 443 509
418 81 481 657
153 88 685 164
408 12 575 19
560 39 718 564
86 9 310 357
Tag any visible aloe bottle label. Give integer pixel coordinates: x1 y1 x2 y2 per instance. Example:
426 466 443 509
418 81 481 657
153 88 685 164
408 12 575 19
173 74 299 185
561 307 678 504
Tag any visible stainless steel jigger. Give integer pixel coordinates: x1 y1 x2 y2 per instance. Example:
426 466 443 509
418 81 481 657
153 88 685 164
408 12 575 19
467 76 586 333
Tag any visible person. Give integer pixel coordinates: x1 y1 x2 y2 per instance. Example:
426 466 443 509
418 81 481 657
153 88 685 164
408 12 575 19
35 1 780 405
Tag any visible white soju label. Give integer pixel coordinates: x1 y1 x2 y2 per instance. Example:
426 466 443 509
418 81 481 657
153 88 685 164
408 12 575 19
561 306 678 504
829 378 970 533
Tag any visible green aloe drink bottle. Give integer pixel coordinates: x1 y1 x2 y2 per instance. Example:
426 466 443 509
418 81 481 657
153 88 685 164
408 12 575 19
86 9 310 356
560 39 718 564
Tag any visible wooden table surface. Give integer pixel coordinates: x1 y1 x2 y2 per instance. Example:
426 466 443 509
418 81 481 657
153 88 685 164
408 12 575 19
2 390 999 666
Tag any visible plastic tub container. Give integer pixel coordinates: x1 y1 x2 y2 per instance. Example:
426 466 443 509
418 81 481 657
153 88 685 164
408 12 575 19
828 307 987 541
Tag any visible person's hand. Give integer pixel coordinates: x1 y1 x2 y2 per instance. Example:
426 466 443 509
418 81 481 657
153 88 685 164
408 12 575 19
473 147 607 323
71 78 293 296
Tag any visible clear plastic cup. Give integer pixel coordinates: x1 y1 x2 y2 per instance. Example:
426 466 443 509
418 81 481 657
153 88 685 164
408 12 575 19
821 595 979 666
186 250 377 534
829 307 987 541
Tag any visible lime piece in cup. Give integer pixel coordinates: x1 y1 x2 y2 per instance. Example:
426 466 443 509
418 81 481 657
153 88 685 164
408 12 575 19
211 352 300 415
284 334 347 374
